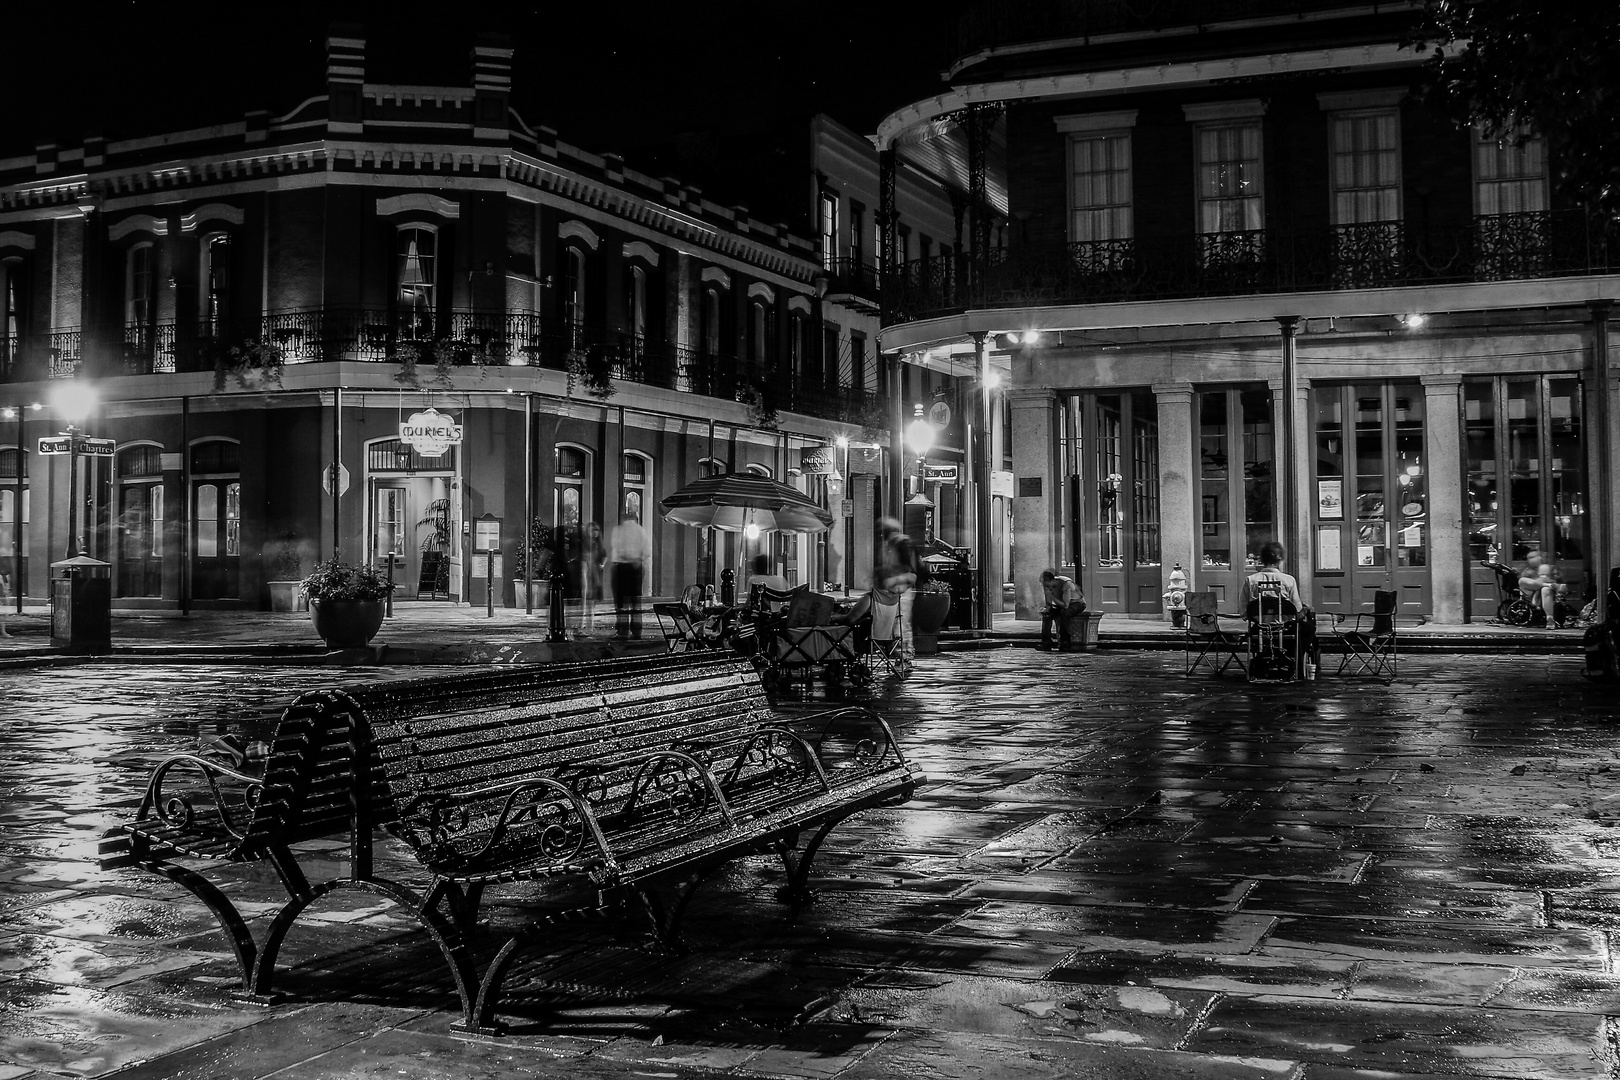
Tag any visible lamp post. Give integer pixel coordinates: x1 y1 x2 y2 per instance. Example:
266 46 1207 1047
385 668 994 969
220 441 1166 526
51 381 99 559
904 403 936 538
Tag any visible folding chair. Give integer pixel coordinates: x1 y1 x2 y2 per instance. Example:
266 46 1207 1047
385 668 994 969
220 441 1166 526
844 609 911 685
1326 589 1410 680
1183 591 1246 677
652 602 714 653
765 623 860 692
1245 593 1300 683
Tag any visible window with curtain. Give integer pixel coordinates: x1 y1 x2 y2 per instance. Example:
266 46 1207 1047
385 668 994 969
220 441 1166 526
1331 111 1401 224
1196 123 1264 234
126 244 154 330
1069 133 1133 241
398 227 436 333
1475 127 1547 215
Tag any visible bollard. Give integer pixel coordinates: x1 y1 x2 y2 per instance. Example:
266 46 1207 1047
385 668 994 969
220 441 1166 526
547 561 568 642
486 566 494 618
720 567 736 607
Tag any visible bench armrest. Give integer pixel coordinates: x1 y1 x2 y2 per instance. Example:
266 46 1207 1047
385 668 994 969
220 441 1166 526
137 753 264 842
702 726 832 795
562 749 737 828
397 776 615 876
792 705 912 772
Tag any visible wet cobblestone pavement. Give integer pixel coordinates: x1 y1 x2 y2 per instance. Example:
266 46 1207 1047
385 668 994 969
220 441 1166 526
0 651 1617 1078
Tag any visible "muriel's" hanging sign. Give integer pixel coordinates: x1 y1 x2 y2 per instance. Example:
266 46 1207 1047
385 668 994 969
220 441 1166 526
399 408 463 457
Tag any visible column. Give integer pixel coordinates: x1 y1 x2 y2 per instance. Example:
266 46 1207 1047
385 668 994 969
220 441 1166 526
887 351 904 522
1152 381 1198 598
1009 387 1059 619
1269 373 1313 600
1593 303 1618 618
972 332 994 629
1275 316 1301 577
1422 374 1465 624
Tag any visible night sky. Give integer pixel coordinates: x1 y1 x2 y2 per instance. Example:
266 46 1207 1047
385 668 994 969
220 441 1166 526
7 2 956 162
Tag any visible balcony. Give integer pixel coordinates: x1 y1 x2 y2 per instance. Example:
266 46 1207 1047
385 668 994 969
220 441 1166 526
823 256 881 307
885 211 1619 324
0 309 877 427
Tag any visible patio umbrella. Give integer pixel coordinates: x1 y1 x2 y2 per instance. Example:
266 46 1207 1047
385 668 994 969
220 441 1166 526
661 472 834 533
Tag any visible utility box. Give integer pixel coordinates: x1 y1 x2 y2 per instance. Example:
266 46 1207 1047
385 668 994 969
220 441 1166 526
51 555 111 654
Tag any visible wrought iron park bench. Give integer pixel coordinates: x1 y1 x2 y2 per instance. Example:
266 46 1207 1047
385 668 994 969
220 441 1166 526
99 653 921 1035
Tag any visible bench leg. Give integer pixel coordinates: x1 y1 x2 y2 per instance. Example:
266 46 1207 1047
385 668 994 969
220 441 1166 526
777 816 848 918
140 857 258 990
241 877 480 1030
635 870 712 950
458 899 617 1037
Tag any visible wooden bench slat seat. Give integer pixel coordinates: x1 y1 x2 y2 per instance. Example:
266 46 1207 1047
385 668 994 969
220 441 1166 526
99 653 920 1037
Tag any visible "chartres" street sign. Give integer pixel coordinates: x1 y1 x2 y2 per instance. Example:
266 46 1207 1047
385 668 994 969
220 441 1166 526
38 435 115 456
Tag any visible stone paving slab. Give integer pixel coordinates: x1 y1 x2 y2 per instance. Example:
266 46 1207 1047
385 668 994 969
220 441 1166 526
0 652 1617 1078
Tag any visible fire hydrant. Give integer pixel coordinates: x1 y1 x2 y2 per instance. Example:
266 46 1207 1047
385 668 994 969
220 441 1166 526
1163 564 1189 628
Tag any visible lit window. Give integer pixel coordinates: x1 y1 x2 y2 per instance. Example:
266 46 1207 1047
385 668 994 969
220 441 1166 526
1475 126 1547 215
1331 112 1401 224
1196 123 1263 234
1069 133 1133 241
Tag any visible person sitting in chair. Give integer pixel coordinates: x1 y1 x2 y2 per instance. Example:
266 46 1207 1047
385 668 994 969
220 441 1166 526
1038 569 1088 652
1518 550 1563 628
1239 541 1316 673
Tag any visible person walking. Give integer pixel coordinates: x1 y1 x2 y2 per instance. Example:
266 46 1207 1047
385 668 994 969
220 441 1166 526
880 517 922 659
1038 569 1087 651
608 513 651 640
577 520 606 634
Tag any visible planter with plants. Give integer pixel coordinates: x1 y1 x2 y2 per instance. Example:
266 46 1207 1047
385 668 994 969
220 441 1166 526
301 560 395 648
266 531 307 612
510 518 557 609
911 577 953 655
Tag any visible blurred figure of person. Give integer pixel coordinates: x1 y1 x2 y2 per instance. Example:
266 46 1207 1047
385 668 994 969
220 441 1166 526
0 568 9 638
745 553 789 593
608 513 651 640
1518 550 1565 628
1038 569 1087 651
577 520 606 633
880 517 922 658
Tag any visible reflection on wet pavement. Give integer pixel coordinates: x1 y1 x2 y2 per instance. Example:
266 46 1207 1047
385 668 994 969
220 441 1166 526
0 652 1616 1077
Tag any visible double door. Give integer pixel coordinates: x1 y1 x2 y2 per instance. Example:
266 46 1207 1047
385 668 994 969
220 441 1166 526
1063 390 1162 613
1309 383 1429 616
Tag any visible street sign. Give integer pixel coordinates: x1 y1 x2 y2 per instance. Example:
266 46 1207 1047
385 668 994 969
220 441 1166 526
924 463 960 483
38 435 116 456
321 464 351 496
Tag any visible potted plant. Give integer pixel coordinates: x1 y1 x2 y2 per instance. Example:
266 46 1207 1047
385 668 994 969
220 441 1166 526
510 517 556 609
266 531 306 612
301 560 395 648
911 577 954 655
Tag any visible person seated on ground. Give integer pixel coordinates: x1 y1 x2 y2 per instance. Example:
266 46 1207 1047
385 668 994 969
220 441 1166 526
1518 550 1563 627
745 554 790 595
1239 540 1317 671
1038 569 1088 652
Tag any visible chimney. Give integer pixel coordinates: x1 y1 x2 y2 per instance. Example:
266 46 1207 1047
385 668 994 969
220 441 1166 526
327 25 366 133
471 31 513 142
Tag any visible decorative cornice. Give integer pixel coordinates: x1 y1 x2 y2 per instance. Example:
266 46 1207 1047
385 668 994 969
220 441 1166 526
375 192 460 219
180 202 246 232
622 239 659 266
108 213 170 241
701 267 731 289
747 282 775 303
0 230 36 251
559 220 600 250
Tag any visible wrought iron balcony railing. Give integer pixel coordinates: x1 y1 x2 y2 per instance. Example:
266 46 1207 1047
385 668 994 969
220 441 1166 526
1 310 883 428
823 256 881 303
885 212 1619 324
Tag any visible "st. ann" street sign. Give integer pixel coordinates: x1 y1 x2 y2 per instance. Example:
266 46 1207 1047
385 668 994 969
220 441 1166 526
38 435 116 457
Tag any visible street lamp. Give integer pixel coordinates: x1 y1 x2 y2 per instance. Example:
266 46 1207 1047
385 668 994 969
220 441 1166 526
50 380 99 558
905 403 935 490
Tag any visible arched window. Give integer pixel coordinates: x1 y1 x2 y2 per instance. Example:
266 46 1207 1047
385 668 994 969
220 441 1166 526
749 300 774 368
699 456 725 479
627 265 647 343
126 243 154 332
554 444 592 529
622 452 653 526
397 226 437 335
702 287 723 356
744 462 773 479
200 234 232 340
564 247 587 347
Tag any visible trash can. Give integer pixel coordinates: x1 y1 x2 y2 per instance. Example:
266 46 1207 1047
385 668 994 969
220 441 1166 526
50 555 111 654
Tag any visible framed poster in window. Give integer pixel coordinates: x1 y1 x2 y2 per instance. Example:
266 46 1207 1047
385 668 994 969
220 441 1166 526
1317 527 1342 571
1317 480 1343 519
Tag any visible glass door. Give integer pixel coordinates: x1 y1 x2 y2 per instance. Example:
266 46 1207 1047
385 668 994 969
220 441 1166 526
1069 390 1160 613
191 479 240 600
1311 383 1428 616
1196 387 1275 606
1464 376 1588 618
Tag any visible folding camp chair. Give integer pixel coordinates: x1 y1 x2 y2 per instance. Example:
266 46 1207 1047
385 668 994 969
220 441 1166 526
764 622 860 692
652 602 715 653
1245 593 1300 683
1183 591 1246 677
1326 589 1411 680
845 608 911 685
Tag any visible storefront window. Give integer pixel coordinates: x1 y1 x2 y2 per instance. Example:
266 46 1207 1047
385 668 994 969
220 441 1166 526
1199 392 1229 569
1465 382 1497 560
1241 389 1275 566
1549 378 1585 562
1096 395 1122 567
1132 396 1160 567
1392 391 1425 567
